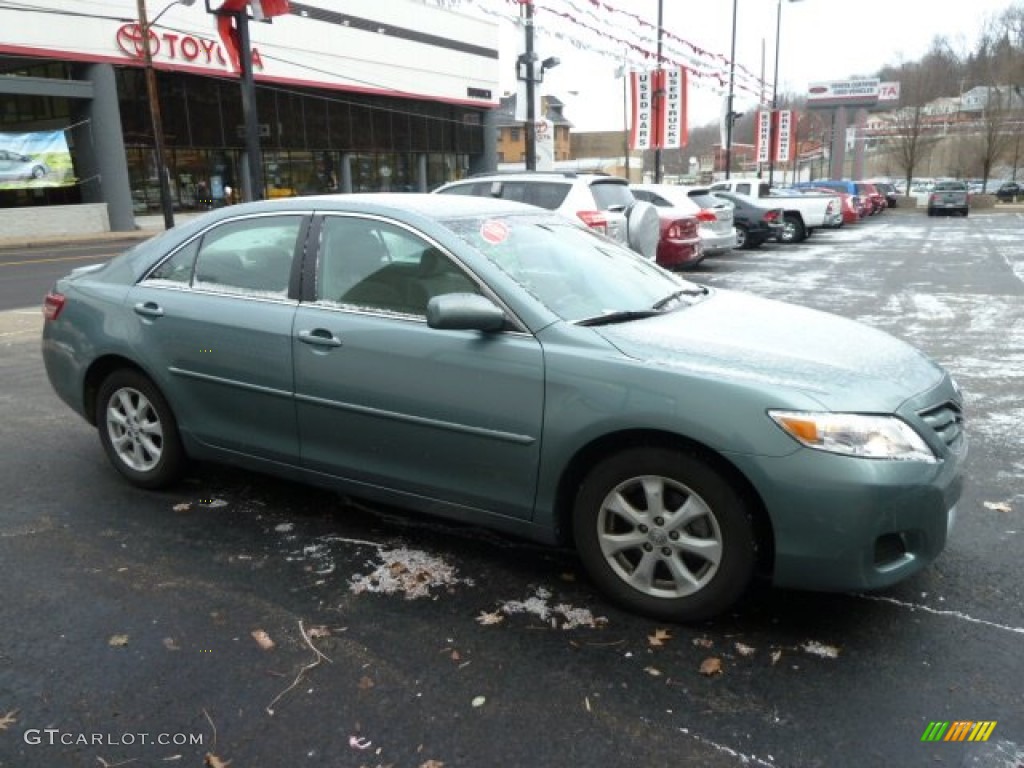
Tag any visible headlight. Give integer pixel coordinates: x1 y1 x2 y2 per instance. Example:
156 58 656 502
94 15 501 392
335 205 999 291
768 410 937 462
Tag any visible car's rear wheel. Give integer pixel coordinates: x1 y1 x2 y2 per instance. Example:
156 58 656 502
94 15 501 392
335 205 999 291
573 447 756 622
734 224 749 249
778 214 805 243
96 369 184 489
32 166 46 179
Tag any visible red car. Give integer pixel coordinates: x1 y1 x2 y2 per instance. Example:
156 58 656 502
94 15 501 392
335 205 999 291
654 212 703 269
855 182 886 214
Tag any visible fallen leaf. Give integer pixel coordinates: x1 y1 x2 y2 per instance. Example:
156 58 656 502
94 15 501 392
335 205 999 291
0 710 18 731
699 657 723 676
162 637 181 651
306 625 331 639
648 628 672 647
108 634 129 647
349 735 372 750
172 503 191 512
984 501 1012 513
358 676 375 690
251 629 275 651
475 611 504 626
420 761 445 768
471 696 486 707
204 753 231 768
770 650 783 665
734 642 755 657
450 650 461 662
644 666 663 676
692 637 714 648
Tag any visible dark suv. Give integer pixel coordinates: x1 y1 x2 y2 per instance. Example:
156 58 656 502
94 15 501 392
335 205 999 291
433 172 660 260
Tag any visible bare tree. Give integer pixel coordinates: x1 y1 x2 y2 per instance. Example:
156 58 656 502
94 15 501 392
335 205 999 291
878 62 947 190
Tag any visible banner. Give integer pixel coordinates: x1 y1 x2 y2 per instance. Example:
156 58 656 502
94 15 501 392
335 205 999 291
534 118 554 171
755 110 771 164
630 70 656 151
775 110 792 163
660 67 687 149
0 130 75 190
630 68 687 151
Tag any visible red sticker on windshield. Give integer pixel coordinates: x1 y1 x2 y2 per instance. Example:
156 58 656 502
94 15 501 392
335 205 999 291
480 219 509 244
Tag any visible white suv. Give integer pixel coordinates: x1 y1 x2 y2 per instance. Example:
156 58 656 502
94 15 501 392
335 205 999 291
434 172 660 260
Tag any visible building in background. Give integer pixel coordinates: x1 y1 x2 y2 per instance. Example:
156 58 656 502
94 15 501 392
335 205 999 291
0 0 500 234
494 94 572 165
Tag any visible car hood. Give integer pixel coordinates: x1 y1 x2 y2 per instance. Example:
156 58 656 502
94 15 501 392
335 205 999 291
594 288 944 411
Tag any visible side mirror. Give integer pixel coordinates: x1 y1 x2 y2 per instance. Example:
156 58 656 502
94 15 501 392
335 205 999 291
426 293 506 332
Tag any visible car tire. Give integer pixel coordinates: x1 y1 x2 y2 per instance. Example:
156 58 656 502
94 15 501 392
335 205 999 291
31 166 46 179
779 213 805 243
624 201 660 261
734 225 749 250
573 446 756 622
96 369 185 490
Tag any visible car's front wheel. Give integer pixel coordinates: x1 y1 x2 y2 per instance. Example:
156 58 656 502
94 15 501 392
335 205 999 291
96 369 184 489
573 447 756 622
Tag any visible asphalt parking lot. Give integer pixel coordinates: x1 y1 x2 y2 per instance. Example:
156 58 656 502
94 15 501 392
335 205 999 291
1 210 1022 767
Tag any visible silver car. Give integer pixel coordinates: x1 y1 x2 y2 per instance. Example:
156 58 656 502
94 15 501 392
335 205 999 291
434 172 660 260
0 148 49 181
632 184 738 256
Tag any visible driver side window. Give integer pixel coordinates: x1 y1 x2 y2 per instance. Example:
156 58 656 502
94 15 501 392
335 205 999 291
317 216 479 316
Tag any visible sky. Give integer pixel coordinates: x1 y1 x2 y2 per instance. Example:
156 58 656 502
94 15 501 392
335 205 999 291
482 0 1021 132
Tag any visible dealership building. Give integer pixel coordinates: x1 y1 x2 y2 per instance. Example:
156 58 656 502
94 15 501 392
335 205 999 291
0 0 500 234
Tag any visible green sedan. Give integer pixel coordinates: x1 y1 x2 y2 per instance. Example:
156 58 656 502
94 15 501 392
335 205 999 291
42 194 965 621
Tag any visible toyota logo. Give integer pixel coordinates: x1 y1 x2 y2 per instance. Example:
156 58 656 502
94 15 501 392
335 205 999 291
116 23 160 59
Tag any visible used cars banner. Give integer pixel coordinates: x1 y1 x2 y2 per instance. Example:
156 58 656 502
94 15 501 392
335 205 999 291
0 130 75 189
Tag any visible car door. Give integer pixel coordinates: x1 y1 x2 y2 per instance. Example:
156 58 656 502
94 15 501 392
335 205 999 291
128 212 308 463
292 212 545 520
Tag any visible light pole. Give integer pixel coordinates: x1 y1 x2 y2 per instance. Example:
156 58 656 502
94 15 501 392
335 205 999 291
768 0 802 187
517 0 559 171
137 0 196 230
724 0 738 179
653 0 664 182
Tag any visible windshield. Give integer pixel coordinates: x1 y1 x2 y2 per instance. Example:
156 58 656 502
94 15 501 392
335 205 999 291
448 212 700 322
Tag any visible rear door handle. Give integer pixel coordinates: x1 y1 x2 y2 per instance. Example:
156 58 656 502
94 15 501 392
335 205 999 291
133 301 164 318
297 329 343 348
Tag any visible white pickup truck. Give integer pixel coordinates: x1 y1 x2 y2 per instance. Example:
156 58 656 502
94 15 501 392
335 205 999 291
708 180 842 243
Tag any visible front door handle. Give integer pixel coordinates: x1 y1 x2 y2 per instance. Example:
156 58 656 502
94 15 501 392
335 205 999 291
297 329 343 348
133 301 164 318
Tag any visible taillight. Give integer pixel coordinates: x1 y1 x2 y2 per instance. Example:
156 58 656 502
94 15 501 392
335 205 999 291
666 219 696 239
576 210 608 234
763 210 781 224
696 209 717 223
43 291 65 321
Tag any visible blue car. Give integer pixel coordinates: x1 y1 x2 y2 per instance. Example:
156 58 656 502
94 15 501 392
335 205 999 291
42 194 966 621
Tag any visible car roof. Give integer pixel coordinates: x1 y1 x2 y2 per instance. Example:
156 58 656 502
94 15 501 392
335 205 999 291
199 193 544 220
459 172 627 185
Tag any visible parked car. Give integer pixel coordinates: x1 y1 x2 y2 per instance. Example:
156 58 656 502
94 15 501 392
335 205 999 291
796 186 863 225
632 183 738 256
710 190 784 248
709 179 841 243
0 148 49 181
927 180 969 217
996 181 1022 202
42 194 966 622
855 182 887 214
434 172 659 260
652 210 704 270
868 181 899 208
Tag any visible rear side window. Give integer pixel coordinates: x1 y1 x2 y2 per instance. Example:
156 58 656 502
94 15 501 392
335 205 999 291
589 181 635 210
500 181 570 210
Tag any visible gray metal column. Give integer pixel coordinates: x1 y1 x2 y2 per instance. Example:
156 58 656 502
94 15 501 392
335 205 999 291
830 107 848 180
417 153 428 192
341 153 353 193
74 63 135 232
469 108 497 175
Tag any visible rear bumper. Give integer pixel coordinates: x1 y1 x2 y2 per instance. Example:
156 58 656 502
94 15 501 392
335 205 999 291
657 237 704 268
700 229 738 255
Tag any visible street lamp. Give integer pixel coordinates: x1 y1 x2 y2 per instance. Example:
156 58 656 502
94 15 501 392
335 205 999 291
518 0 559 171
724 0 738 179
768 0 802 187
136 0 196 230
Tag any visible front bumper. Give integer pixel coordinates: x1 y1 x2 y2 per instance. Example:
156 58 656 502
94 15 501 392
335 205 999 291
730 441 965 593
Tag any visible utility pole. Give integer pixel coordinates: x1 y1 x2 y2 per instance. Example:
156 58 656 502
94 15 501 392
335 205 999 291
234 7 264 200
724 0 738 179
523 0 537 171
137 0 175 229
653 0 663 182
